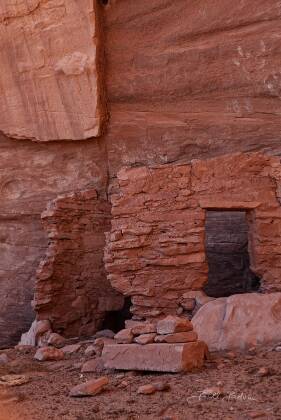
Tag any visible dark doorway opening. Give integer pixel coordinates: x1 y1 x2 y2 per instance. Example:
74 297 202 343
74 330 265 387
203 210 261 298
101 297 132 333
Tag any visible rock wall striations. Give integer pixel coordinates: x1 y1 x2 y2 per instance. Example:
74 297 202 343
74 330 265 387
0 0 104 141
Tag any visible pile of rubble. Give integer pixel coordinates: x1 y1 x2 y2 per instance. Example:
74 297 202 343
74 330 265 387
102 315 208 373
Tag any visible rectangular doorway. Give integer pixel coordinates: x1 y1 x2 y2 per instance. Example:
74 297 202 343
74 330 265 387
203 210 260 297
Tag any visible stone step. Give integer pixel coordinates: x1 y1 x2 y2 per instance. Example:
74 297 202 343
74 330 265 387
102 342 207 373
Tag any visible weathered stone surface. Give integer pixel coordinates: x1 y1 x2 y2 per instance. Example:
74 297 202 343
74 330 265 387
94 330 115 339
114 329 133 344
157 316 193 335
0 0 104 141
102 342 206 372
105 153 281 319
47 333 66 349
61 344 81 355
154 331 198 344
137 385 156 395
131 324 156 336
34 346 64 361
105 0 281 175
84 345 96 357
192 293 281 351
134 333 156 345
69 376 109 397
81 357 104 373
33 189 124 337
19 320 51 347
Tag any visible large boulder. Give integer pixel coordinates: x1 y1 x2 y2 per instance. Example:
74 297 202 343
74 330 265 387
192 293 281 351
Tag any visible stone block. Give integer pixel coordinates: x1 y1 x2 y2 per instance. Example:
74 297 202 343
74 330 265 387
154 331 198 343
102 342 206 372
156 316 193 335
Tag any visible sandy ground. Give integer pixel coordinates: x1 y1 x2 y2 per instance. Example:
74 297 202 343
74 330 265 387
1 345 281 420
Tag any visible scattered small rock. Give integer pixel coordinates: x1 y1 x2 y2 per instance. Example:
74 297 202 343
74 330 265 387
0 374 29 387
248 411 267 418
94 329 115 339
61 344 81 355
180 297 196 311
131 323 156 336
47 333 66 348
154 381 170 392
114 328 134 344
137 384 156 395
257 367 270 377
34 346 64 361
134 333 156 345
81 357 105 373
119 380 129 388
176 307 184 315
225 351 236 360
14 345 34 354
274 346 281 352
94 338 114 356
156 316 193 335
84 345 96 357
69 376 109 397
137 381 170 395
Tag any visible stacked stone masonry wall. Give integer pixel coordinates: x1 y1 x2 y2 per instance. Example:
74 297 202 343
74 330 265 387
105 153 281 320
34 189 124 337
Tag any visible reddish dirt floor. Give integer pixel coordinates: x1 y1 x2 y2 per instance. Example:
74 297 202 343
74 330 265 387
1 345 281 420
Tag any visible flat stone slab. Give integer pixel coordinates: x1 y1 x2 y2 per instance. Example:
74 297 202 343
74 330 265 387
102 342 206 373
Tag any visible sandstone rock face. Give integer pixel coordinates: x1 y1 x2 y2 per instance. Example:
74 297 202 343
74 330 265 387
105 153 281 319
33 189 124 337
192 293 281 351
0 0 103 141
105 0 281 174
2 0 281 348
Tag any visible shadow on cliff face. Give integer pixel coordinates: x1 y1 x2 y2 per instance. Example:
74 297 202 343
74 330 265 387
101 297 132 333
203 210 261 298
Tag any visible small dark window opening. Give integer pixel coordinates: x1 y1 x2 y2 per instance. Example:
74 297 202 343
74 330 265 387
101 297 132 333
203 210 261 298
100 0 109 5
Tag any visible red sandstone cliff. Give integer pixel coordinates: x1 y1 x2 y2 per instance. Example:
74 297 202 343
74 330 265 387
1 0 281 346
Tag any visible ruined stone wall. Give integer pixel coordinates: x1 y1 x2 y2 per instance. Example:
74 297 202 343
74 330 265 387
0 135 109 347
1 0 281 345
105 153 281 320
34 189 124 337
